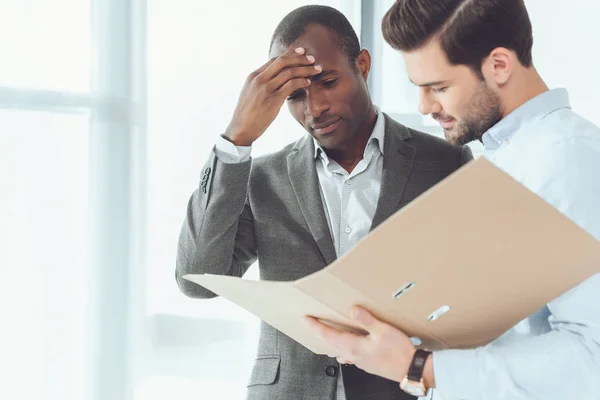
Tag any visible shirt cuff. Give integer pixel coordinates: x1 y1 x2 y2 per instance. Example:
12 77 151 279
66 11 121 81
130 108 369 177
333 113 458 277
214 135 252 164
433 348 480 399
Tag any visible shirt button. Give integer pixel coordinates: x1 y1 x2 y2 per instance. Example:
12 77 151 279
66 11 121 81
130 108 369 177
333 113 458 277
325 366 338 377
345 179 351 185
502 140 510 146
344 226 352 234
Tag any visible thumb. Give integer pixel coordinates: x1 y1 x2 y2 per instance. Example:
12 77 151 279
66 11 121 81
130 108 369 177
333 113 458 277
351 306 377 327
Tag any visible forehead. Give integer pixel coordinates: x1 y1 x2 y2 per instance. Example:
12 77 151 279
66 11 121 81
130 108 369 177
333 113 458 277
271 24 348 69
402 39 457 85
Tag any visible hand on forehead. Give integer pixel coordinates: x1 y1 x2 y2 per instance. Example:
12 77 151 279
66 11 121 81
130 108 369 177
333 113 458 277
270 25 346 70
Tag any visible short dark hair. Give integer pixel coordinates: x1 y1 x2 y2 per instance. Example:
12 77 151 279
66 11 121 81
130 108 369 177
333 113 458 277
269 5 361 68
382 0 534 78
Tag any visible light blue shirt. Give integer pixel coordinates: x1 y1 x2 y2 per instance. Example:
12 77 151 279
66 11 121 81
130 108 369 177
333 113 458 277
432 89 600 400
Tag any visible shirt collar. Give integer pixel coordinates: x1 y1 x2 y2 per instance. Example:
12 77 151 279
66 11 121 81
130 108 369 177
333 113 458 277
313 107 385 160
482 88 571 151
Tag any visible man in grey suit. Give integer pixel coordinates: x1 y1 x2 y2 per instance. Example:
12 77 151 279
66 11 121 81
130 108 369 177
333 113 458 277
176 5 472 400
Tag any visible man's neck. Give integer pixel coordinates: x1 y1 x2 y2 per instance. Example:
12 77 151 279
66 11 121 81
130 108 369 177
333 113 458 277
501 68 549 118
326 106 378 173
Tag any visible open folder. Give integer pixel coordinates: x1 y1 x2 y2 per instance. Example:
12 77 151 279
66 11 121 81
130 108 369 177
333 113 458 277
184 158 600 355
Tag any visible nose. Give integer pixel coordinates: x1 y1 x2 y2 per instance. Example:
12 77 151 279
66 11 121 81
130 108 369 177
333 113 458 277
418 88 442 116
305 88 330 119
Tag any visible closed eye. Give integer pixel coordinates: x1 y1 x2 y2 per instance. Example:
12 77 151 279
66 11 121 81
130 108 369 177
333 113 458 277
322 79 338 88
432 86 448 93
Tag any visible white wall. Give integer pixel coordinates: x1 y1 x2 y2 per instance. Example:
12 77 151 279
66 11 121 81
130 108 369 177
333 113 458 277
526 0 600 126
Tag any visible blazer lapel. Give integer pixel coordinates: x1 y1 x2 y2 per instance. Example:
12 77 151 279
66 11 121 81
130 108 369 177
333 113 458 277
370 114 416 231
287 136 337 266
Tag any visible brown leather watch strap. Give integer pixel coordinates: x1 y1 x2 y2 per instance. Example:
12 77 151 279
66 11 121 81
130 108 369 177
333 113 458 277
407 349 431 382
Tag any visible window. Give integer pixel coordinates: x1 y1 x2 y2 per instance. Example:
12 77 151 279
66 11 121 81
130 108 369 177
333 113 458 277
0 1 91 92
0 1 142 400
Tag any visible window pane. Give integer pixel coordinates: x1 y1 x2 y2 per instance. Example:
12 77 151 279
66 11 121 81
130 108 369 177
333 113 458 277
0 110 89 400
0 1 91 92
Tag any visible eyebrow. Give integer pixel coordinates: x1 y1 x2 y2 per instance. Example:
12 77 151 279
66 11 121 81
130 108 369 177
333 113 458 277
312 70 338 80
287 70 339 98
410 79 448 87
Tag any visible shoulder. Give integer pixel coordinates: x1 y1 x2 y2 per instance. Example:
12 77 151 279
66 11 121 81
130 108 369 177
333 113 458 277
251 137 308 174
536 108 600 144
527 109 600 175
523 115 600 239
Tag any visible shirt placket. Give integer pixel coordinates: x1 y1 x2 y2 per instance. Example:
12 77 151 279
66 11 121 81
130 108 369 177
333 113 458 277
339 172 352 256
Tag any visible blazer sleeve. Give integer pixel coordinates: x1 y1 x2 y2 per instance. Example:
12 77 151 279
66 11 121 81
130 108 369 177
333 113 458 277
175 150 257 298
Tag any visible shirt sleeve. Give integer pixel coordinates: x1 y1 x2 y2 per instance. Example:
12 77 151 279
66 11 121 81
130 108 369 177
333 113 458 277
214 134 252 164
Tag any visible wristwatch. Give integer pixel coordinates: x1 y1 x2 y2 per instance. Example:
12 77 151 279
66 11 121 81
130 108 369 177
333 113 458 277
400 349 432 397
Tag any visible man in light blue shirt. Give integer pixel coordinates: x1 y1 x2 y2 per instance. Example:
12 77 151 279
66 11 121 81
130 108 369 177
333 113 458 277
305 0 600 399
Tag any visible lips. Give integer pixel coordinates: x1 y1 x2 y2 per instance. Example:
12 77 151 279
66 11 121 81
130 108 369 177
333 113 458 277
436 118 455 129
311 117 342 135
312 117 341 130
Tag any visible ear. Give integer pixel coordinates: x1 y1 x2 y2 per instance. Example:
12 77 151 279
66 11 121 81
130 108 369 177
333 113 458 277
355 48 371 82
482 47 513 86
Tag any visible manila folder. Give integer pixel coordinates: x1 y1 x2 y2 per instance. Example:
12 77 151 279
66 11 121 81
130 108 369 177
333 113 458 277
184 158 600 354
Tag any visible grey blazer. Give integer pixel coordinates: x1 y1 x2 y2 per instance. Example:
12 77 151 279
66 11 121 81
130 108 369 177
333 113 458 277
176 114 473 400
